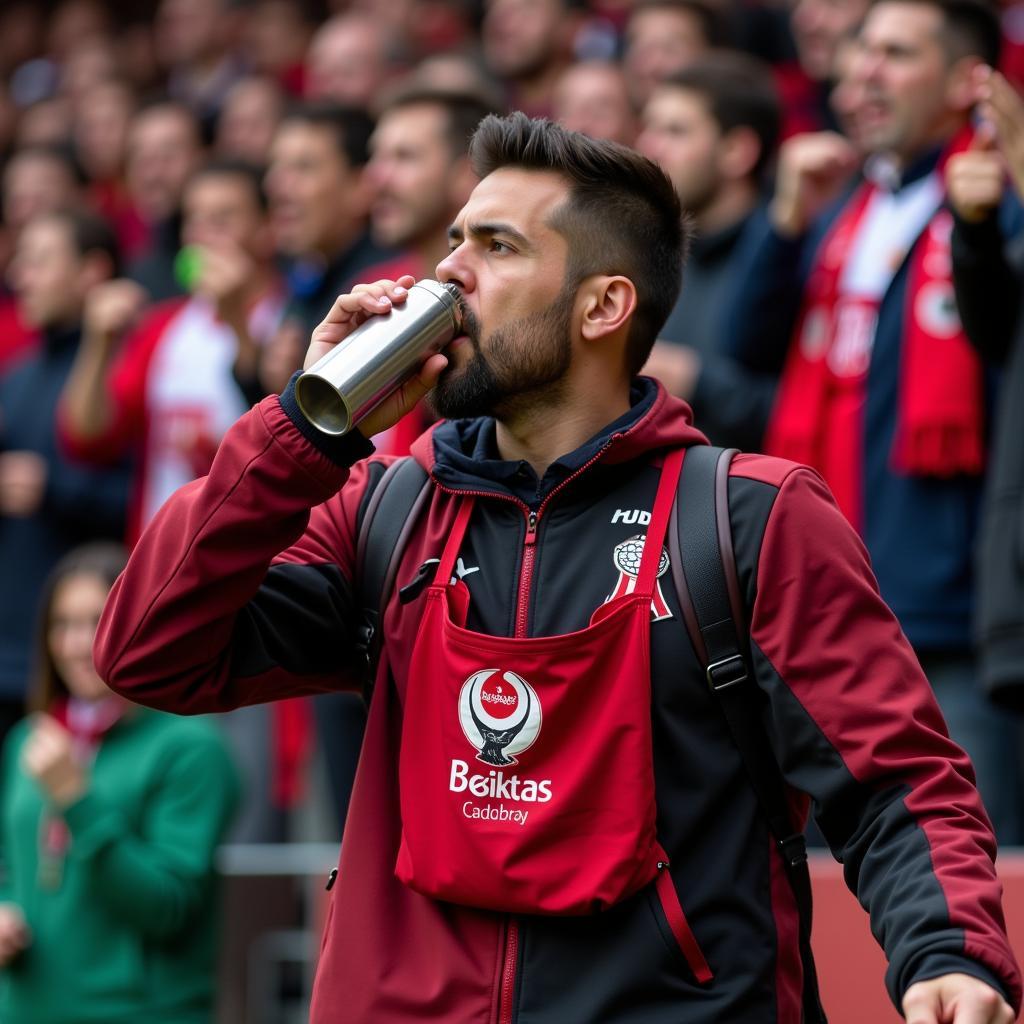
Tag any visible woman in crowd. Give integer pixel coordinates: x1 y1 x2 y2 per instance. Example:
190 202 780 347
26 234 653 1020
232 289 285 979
0 542 239 1024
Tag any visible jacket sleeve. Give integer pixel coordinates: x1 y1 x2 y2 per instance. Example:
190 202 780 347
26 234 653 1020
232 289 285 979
951 211 1022 366
60 724 239 939
94 392 380 713
747 464 1022 1011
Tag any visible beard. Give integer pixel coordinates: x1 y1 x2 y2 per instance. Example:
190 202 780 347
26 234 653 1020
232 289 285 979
431 283 575 421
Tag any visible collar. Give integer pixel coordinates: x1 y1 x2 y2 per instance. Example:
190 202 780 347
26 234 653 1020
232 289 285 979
429 378 661 506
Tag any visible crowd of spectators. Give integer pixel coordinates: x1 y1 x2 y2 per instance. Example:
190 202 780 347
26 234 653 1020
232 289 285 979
1 0 1024 937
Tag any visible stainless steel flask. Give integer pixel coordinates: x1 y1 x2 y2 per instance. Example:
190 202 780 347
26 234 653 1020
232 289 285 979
294 279 463 435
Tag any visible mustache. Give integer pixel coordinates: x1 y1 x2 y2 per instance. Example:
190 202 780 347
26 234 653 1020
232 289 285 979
453 293 482 347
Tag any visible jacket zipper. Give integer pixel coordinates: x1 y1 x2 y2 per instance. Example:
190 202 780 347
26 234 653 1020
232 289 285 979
436 438 621 1024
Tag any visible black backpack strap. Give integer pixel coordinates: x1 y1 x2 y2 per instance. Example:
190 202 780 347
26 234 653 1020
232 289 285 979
355 457 431 692
673 445 826 1024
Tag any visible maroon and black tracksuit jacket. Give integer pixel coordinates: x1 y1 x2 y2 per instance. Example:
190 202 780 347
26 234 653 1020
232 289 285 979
95 376 1022 1023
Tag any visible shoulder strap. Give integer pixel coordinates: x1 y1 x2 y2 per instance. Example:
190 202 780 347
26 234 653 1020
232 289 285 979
355 457 431 692
673 445 827 1024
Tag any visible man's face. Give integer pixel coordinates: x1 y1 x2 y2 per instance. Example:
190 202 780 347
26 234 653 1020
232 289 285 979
483 0 566 82
636 87 721 215
181 174 268 258
126 107 202 224
265 121 363 259
790 0 870 81
433 168 576 420
366 104 458 250
306 18 388 107
553 63 638 147
10 218 87 328
849 2 961 159
2 155 79 237
623 7 708 107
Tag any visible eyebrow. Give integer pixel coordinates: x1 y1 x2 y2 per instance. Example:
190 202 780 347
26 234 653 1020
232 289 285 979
447 221 532 251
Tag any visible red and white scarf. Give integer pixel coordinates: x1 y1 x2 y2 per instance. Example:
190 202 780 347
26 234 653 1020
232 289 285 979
764 128 985 532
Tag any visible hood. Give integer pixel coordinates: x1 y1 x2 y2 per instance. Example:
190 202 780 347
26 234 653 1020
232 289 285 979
410 377 708 504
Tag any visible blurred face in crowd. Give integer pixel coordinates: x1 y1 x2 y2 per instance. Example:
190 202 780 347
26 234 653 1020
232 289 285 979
126 105 203 224
624 5 710 107
637 85 723 215
790 0 870 81
74 80 134 182
9 217 105 329
848 1 976 160
306 15 391 107
366 103 471 251
482 0 572 82
48 572 110 703
830 32 870 150
216 77 284 163
266 120 368 259
2 152 80 237
553 62 638 146
433 168 576 420
180 172 272 262
155 0 228 68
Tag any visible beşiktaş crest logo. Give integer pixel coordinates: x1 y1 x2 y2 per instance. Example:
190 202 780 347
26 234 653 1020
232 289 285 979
458 669 542 767
604 534 673 622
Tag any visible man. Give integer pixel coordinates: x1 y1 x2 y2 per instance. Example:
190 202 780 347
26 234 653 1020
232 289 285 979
304 13 401 110
124 100 205 302
728 0 1024 841
61 158 283 544
364 87 494 284
265 102 393 338
637 53 782 450
552 59 638 146
622 0 725 109
784 0 871 134
481 0 585 117
96 112 1019 1022
0 209 130 747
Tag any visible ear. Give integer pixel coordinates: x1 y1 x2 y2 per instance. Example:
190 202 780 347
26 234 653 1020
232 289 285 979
718 125 762 182
578 275 637 344
947 56 983 114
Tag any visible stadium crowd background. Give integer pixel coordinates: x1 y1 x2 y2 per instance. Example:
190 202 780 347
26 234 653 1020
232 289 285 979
1 0 1024 1017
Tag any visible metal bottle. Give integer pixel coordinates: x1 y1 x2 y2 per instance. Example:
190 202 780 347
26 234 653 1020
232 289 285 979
294 279 463 435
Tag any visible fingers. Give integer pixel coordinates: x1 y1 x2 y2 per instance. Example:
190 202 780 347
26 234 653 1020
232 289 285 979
356 352 448 440
306 278 418 368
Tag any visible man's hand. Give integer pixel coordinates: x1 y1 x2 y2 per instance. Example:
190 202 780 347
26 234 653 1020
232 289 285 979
22 716 86 808
303 276 448 440
0 904 30 966
193 242 254 328
975 66 1024 201
946 124 1005 223
0 451 47 518
902 972 1015 1023
83 279 148 349
771 132 860 238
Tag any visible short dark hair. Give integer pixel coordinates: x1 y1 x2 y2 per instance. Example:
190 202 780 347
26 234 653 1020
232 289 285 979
188 156 269 211
664 52 781 178
869 0 1001 66
470 112 686 375
381 86 499 159
49 207 121 277
281 102 376 168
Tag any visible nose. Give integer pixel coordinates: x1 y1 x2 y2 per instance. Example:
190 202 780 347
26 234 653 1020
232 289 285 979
436 244 475 294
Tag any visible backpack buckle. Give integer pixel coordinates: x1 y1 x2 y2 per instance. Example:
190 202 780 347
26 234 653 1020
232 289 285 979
706 654 748 691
